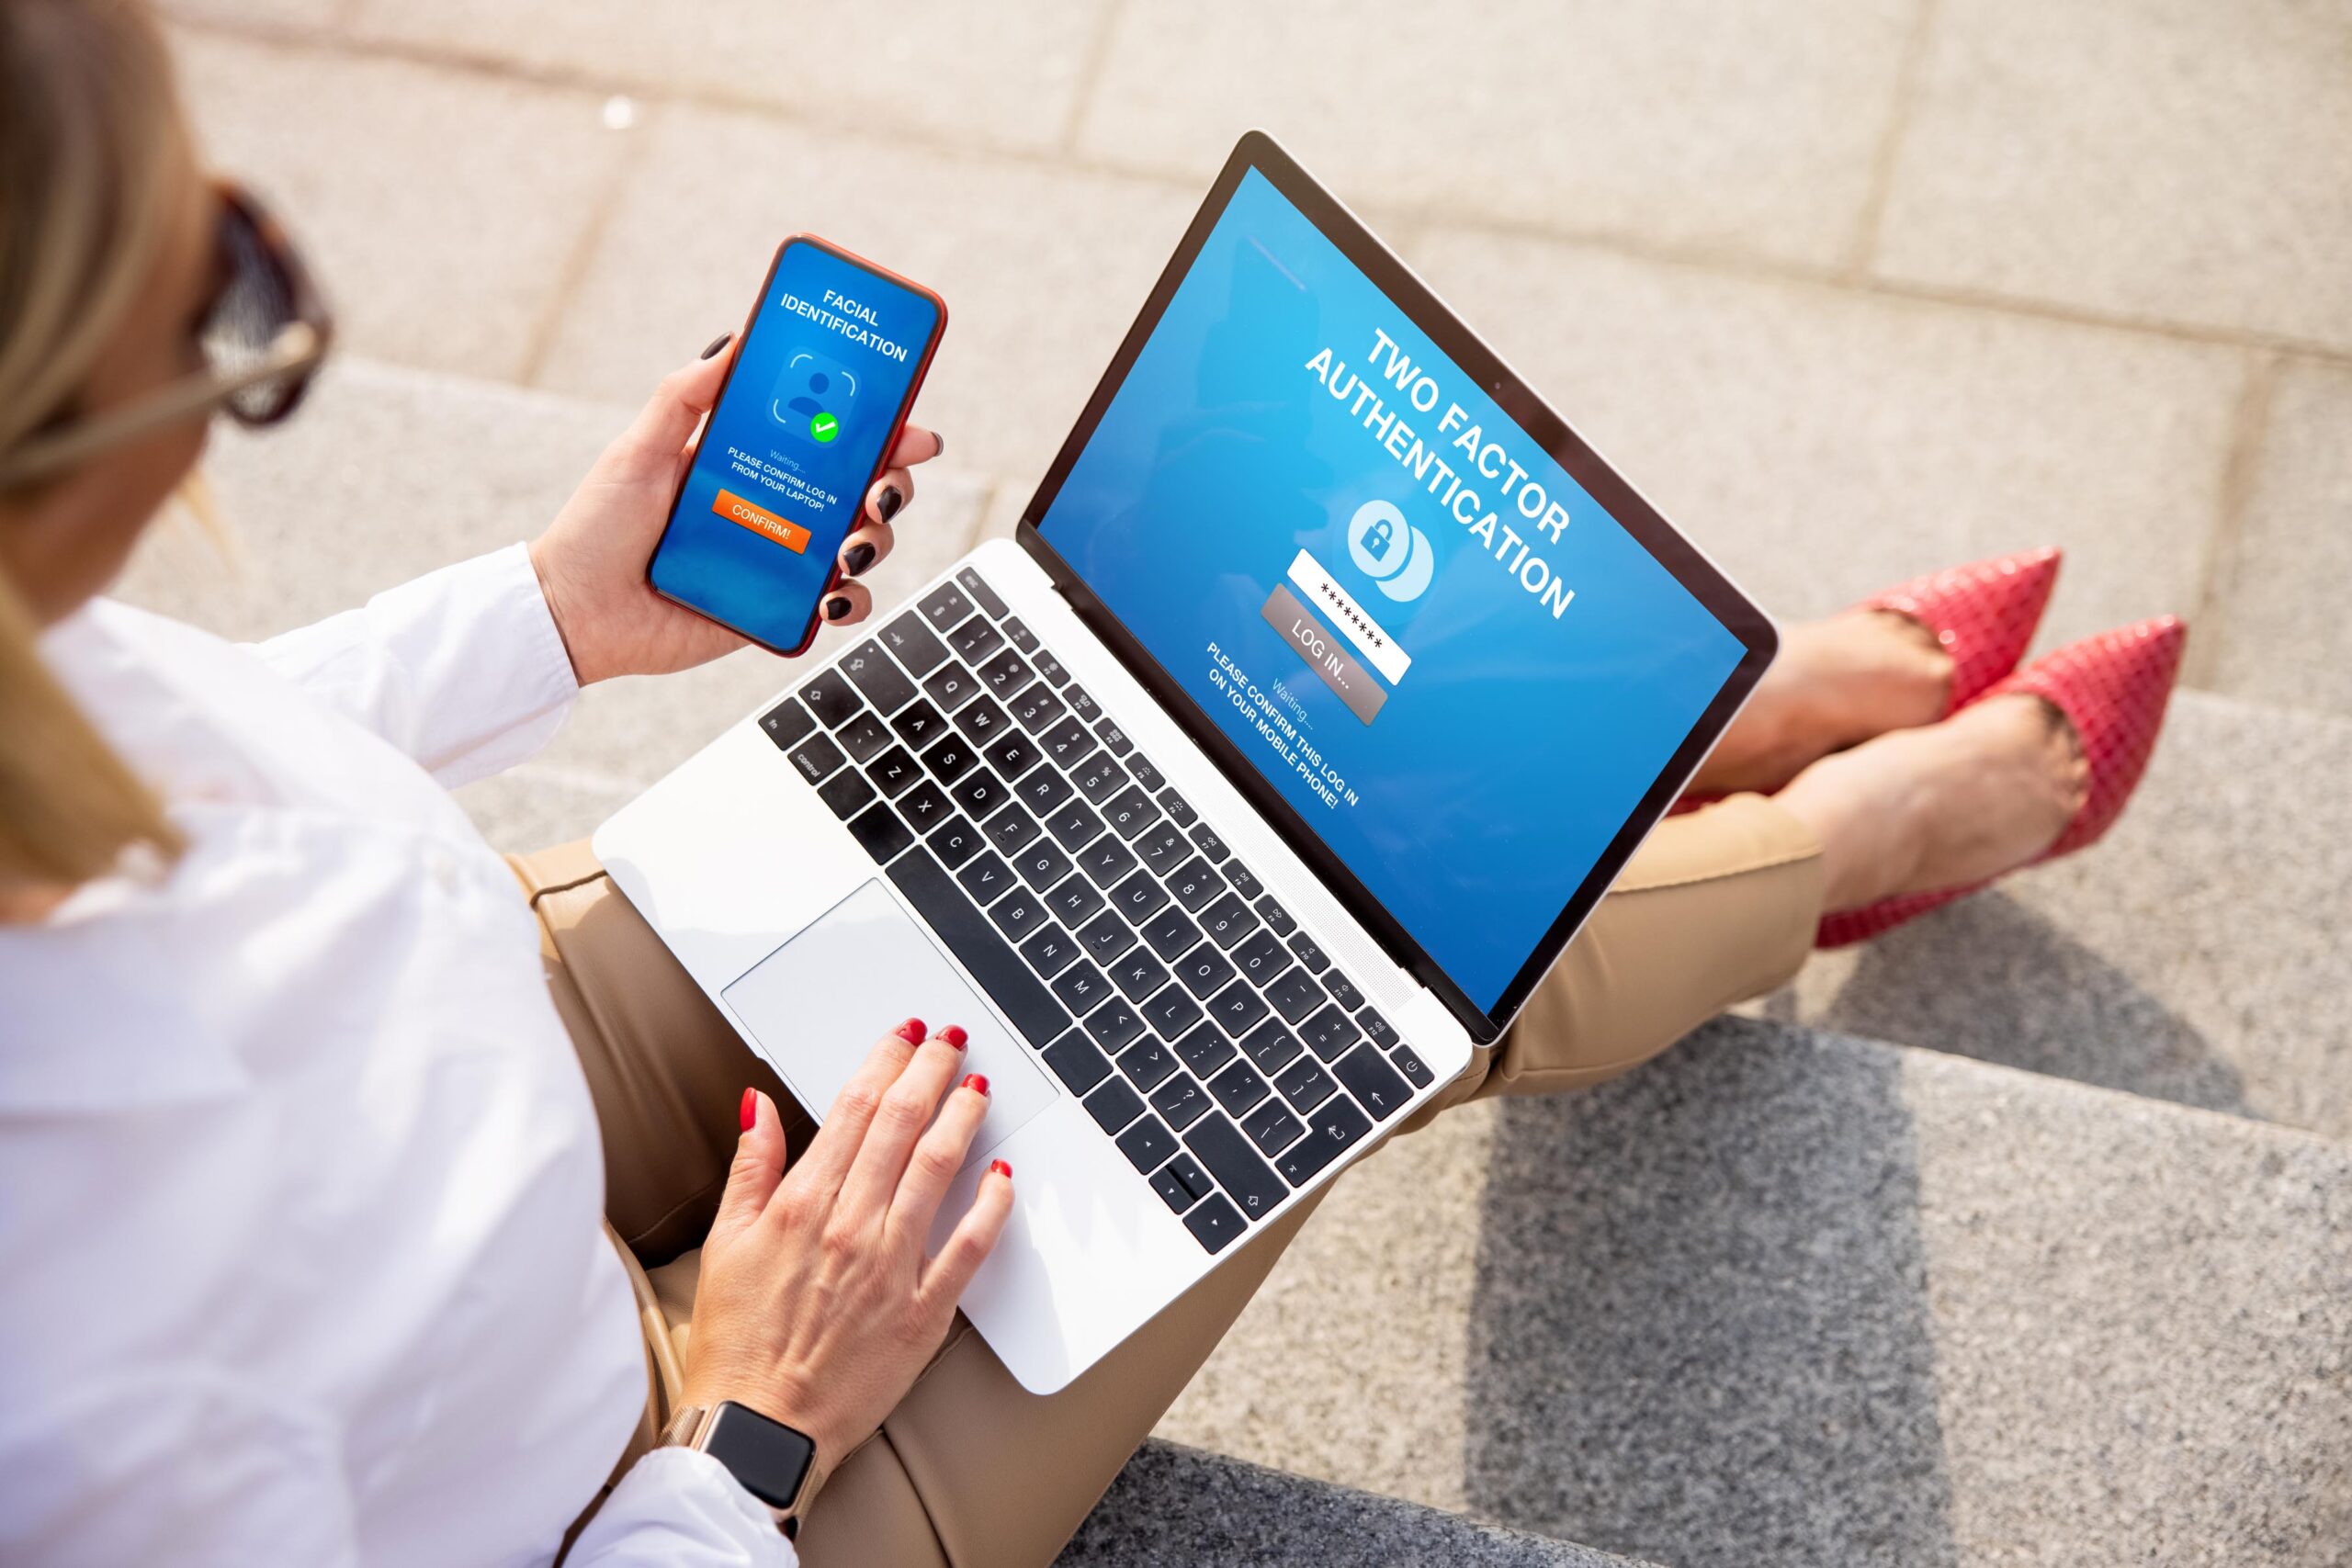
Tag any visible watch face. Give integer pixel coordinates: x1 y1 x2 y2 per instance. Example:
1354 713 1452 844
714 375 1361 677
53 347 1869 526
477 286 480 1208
703 1402 817 1512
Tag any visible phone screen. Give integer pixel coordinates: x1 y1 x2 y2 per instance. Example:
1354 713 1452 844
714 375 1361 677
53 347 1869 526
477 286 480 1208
651 239 943 651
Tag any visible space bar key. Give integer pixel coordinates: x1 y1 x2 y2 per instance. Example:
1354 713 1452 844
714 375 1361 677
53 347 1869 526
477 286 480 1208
886 849 1067 1048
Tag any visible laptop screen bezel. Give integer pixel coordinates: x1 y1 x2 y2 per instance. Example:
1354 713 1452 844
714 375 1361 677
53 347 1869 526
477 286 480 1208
1015 130 1777 1047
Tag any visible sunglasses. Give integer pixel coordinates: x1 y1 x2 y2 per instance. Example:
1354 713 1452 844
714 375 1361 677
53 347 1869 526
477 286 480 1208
0 181 333 491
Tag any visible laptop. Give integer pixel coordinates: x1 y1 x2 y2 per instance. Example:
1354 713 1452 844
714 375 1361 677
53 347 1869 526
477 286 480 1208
594 131 1776 1394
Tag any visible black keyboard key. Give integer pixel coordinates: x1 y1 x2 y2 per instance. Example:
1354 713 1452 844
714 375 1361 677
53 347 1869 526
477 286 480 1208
1113 1031 1173 1089
1134 820 1190 874
1325 973 1364 1012
1332 1044 1412 1121
1029 647 1070 687
1013 766 1074 815
1206 1059 1270 1118
1241 1099 1306 1156
1185 1113 1288 1221
988 887 1047 943
1076 911 1136 964
1231 930 1287 985
1077 834 1138 887
1263 968 1325 1025
1173 943 1236 998
1019 921 1079 978
1274 1098 1373 1188
1114 1114 1178 1173
1274 1055 1337 1113
983 802 1042 858
845 803 913 863
955 565 1011 619
978 648 1035 700
1225 861 1265 902
1084 1076 1146 1134
1150 1075 1211 1134
886 851 1065 1047
817 767 876 819
956 851 1015 907
1359 1008 1398 1049
1108 870 1170 925
1040 716 1099 771
1298 1004 1360 1062
1183 1193 1247 1254
1238 1020 1303 1076
896 780 951 834
927 814 982 869
759 696 816 750
1096 718 1135 757
947 769 1007 820
1139 984 1204 1041
1102 784 1161 840
798 669 861 728
1049 959 1111 1014
1044 874 1106 929
1043 1031 1111 1093
917 581 975 633
787 731 845 784
1002 615 1040 654
1128 755 1166 793
922 734 979 786
1198 893 1260 950
1206 980 1271 1037
1071 750 1127 806
1142 906 1204 962
982 731 1040 783
880 610 950 677
1010 684 1067 734
1167 1150 1215 1202
1391 1044 1433 1088
1165 857 1225 914
890 698 949 751
945 614 1003 663
952 695 1010 747
1064 682 1101 723
1150 1163 1199 1213
1286 931 1330 974
1159 788 1197 829
1111 949 1170 1002
1089 998 1148 1055
1044 799 1106 852
1170 1022 1236 1077
865 746 922 797
1256 897 1297 938
1007 826 1068 887
840 639 915 715
921 661 980 714
1188 822 1231 864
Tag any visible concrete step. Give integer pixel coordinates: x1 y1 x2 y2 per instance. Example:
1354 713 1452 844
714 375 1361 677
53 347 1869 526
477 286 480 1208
1057 1441 1652 1568
1163 1017 2352 1566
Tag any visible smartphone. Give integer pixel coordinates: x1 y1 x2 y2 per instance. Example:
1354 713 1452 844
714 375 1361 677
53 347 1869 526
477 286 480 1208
650 236 947 655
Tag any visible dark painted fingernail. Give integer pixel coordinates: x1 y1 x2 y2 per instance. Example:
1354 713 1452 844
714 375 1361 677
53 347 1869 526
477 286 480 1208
822 594 854 621
842 541 876 577
699 332 733 359
875 485 904 524
932 433 946 458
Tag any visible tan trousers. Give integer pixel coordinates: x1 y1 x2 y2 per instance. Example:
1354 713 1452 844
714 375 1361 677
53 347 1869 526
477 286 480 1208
511 792 1822 1567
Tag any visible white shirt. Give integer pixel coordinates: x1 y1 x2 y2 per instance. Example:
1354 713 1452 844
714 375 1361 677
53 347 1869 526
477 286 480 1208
0 546 796 1567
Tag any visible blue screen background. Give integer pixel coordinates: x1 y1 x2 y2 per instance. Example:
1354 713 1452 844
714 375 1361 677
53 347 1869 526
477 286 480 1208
653 242 937 649
1039 170 1744 1011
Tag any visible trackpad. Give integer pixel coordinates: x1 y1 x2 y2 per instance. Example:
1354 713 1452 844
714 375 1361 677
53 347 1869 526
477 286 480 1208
722 879 1056 1167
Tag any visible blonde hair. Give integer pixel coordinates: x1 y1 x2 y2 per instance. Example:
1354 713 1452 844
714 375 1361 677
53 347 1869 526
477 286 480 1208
0 0 187 890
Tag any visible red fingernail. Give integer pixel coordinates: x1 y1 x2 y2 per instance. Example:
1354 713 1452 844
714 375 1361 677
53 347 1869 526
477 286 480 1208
897 1017 927 1043
962 1073 989 1096
939 1024 968 1048
739 1087 757 1132
989 1159 1012 1179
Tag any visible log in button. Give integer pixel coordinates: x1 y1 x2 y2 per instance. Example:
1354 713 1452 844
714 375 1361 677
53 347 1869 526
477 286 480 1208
1261 582 1387 724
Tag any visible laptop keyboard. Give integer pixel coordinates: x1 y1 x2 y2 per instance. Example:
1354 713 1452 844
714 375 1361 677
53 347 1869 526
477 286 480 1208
757 563 1433 1255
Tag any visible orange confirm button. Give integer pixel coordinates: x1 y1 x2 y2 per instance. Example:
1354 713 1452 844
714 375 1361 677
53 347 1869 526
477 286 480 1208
713 489 810 554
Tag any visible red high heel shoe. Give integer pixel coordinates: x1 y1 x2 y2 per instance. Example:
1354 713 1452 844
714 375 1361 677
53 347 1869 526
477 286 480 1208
1815 615 2188 948
1860 546 2064 715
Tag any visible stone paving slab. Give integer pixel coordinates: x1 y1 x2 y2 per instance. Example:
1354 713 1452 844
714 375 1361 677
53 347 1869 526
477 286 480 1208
2196 359 2352 719
1407 226 2247 653
1057 1441 1653 1568
1871 0 2352 353
340 0 1110 157
1078 0 1918 270
534 104 1200 502
171 28 631 381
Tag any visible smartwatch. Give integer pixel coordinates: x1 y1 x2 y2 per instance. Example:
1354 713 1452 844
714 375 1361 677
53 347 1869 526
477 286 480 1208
660 1401 820 1538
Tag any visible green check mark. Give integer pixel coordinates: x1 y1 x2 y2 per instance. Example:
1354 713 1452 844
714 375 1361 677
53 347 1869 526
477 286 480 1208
808 411 840 443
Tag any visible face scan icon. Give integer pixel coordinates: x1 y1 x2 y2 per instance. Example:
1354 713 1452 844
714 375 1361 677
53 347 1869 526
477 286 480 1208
771 349 860 446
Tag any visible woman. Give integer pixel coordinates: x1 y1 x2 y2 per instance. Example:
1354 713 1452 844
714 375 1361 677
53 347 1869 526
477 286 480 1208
0 3 2184 1562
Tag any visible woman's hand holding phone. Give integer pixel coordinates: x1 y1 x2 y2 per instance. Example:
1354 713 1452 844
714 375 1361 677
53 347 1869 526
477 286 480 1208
526 338 944 685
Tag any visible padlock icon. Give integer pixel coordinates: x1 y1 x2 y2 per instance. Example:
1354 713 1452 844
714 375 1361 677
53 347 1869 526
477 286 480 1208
1363 514 1394 556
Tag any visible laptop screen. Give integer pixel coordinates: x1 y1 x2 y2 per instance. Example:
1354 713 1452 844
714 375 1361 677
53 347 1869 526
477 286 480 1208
1034 164 1750 1016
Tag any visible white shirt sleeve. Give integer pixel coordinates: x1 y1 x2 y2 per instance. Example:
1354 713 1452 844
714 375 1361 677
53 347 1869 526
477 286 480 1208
248 542 580 788
562 1448 801 1568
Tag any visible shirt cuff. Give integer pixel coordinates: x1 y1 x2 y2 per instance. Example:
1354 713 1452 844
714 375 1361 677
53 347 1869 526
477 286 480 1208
564 1446 798 1567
